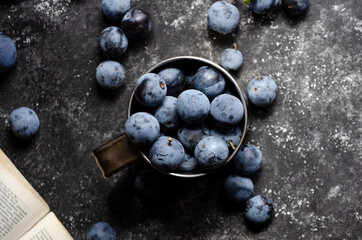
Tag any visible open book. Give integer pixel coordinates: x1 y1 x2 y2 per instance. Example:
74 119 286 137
0 149 73 240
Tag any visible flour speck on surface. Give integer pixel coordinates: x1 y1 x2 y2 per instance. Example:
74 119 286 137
35 0 71 23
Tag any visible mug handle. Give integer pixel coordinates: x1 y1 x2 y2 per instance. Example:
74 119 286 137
91 135 140 178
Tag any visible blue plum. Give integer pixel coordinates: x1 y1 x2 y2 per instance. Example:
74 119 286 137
134 169 162 197
125 112 160 147
134 73 167 107
194 66 225 99
207 1 240 34
220 48 243 71
0 33 17 73
179 153 198 172
153 96 180 132
121 9 152 40
177 124 210 152
249 0 280 15
176 89 210 124
158 68 185 97
210 94 244 128
224 174 254 203
9 107 40 139
247 76 277 107
282 0 310 15
233 144 262 176
99 26 128 58
96 60 125 90
194 136 229 169
149 136 185 171
210 126 243 149
245 195 274 224
87 222 116 240
101 0 130 21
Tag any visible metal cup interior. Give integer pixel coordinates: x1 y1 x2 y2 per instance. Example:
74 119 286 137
128 56 249 178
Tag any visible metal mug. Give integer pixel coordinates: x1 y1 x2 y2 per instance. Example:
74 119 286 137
92 56 249 178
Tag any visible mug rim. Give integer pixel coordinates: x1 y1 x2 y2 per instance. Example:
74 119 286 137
128 56 249 178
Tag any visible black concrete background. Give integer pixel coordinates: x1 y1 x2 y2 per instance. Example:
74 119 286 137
0 0 361 239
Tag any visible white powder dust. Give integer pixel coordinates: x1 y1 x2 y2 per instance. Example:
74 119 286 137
34 0 71 23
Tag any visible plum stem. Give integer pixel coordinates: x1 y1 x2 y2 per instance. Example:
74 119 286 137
168 137 173 146
228 140 236 150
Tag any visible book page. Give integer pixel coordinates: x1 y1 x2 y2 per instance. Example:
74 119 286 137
0 150 47 201
19 212 73 240
0 150 49 240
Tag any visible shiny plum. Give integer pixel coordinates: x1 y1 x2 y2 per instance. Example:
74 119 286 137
134 73 167 107
158 68 185 97
194 66 225 99
121 9 152 40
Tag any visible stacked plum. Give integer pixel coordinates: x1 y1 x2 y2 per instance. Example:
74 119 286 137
96 0 152 90
125 64 245 173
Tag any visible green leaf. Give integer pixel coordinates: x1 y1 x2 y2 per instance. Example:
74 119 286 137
243 0 250 5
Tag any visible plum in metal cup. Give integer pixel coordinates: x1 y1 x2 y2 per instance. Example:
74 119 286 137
92 56 249 178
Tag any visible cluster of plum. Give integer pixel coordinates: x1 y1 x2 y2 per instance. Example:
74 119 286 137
127 61 277 224
125 65 245 173
96 0 152 90
247 0 311 15
206 0 293 225
128 70 277 226
207 0 311 35
220 72 276 225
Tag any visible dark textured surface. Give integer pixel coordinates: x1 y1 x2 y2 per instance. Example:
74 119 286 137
0 0 361 239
